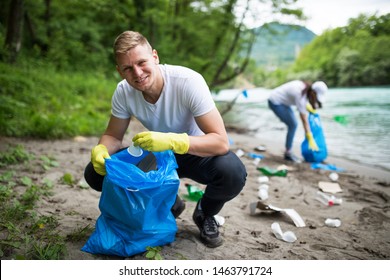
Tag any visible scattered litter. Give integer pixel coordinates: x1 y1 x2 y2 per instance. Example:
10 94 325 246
257 176 269 183
254 145 266 152
271 222 297 243
252 157 261 166
235 149 245 157
318 181 342 194
311 163 345 172
214 215 225 226
78 178 89 189
329 172 339 181
73 136 87 142
325 218 341 228
127 142 143 157
315 191 343 206
184 183 204 201
277 164 296 171
248 153 263 166
249 201 306 227
333 115 348 125
257 167 287 177
247 152 265 159
257 184 269 200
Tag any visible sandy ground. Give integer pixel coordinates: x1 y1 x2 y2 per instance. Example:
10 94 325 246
1 120 390 260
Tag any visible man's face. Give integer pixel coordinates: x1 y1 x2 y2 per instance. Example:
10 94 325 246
116 44 160 93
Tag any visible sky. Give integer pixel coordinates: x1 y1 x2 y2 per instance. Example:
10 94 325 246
238 0 390 35
297 0 390 34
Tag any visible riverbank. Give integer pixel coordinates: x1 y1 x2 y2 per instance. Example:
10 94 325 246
0 120 389 260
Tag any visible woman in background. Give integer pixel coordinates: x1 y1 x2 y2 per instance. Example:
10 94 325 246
267 80 328 162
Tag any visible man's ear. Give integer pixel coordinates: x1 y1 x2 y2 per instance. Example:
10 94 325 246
116 65 124 78
152 49 160 64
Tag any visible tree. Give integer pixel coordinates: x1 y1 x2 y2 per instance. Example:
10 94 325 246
1 0 304 88
292 13 390 86
4 0 24 63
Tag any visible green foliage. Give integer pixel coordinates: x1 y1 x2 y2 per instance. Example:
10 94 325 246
66 225 94 242
62 173 74 186
292 13 390 86
145 246 163 260
0 145 32 167
0 61 115 138
0 163 66 259
40 155 59 170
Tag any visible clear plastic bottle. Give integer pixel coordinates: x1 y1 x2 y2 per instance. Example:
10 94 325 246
315 191 342 206
257 184 269 200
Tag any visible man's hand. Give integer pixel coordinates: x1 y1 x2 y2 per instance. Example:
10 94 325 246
91 144 110 175
132 131 189 154
306 132 319 151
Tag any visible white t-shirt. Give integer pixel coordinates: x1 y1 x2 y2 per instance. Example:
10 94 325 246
111 64 215 136
268 80 308 113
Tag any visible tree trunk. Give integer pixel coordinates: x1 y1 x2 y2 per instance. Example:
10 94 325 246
5 0 24 63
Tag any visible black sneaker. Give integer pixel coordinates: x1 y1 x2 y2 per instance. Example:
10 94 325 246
284 153 302 163
171 195 186 218
192 201 223 248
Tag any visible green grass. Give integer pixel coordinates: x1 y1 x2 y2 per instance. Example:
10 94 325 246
0 145 93 260
0 61 117 139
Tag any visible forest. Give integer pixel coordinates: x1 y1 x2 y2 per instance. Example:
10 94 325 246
0 0 389 138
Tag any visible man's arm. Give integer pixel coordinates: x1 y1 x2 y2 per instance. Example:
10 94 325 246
188 108 229 157
98 115 130 154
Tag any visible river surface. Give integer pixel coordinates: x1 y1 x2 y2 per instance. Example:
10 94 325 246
214 86 390 172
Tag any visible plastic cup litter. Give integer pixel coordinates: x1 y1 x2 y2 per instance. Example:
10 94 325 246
257 184 269 200
325 218 341 227
127 143 143 157
329 172 339 181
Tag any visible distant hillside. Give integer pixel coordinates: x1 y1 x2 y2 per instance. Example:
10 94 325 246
250 22 316 69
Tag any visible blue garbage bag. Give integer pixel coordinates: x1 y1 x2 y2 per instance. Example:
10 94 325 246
301 112 328 163
81 149 180 257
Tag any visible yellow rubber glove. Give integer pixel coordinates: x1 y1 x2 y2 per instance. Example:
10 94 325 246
306 103 317 114
91 144 110 176
306 132 319 151
132 131 189 154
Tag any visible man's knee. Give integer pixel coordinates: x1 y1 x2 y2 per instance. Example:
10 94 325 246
84 162 104 192
215 152 247 196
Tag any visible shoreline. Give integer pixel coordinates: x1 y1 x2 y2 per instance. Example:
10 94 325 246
1 123 390 260
227 128 390 183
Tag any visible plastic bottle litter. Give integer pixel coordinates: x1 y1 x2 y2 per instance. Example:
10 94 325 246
257 184 269 200
271 222 297 243
247 152 264 159
214 215 225 226
325 218 341 227
254 145 266 152
257 167 287 177
235 149 245 157
252 157 261 166
329 172 339 181
127 143 143 157
315 191 342 206
257 176 269 183
185 183 204 201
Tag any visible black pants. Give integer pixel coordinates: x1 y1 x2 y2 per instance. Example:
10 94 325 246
84 150 247 216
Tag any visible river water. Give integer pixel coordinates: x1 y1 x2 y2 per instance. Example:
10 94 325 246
214 86 390 172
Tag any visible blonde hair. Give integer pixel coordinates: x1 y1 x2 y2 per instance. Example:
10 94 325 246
113 31 153 55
